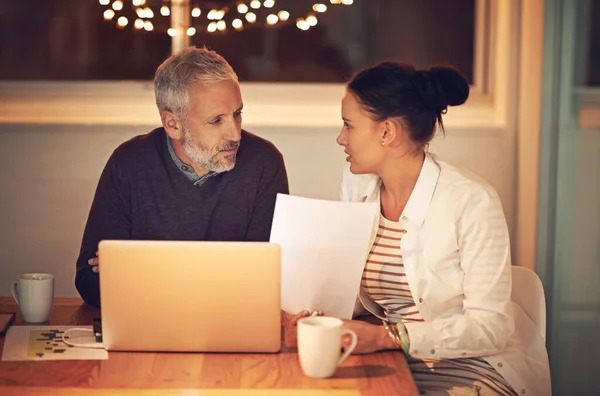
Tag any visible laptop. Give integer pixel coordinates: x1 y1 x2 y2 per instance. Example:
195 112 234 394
98 240 281 353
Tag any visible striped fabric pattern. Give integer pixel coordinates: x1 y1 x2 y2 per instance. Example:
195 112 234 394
362 215 517 396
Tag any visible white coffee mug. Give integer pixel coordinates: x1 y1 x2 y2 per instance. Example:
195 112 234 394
297 316 358 378
12 273 55 323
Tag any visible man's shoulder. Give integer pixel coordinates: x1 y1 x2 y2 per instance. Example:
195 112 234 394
111 128 165 166
239 130 284 164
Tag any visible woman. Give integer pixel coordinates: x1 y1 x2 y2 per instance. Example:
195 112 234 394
327 62 550 395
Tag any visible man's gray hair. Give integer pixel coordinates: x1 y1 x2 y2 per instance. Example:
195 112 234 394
154 46 238 117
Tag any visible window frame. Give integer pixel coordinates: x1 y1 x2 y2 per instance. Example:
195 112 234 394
0 0 522 129
580 87 600 128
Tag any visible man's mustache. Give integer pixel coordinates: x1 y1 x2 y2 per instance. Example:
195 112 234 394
218 141 240 152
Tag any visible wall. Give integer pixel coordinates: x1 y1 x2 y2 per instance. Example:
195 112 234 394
0 123 515 297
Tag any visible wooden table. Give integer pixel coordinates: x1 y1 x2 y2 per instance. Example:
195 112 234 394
0 298 418 396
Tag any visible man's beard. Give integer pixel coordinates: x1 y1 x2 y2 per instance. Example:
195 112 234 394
181 126 239 174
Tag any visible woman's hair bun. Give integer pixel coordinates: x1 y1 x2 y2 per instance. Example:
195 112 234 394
415 65 470 113
432 66 470 107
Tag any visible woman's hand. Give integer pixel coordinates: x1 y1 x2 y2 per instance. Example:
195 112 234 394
341 319 398 354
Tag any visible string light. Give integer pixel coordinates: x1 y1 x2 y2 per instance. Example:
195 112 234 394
313 3 327 12
103 9 115 20
215 10 225 20
278 10 290 21
98 0 354 35
245 12 257 23
296 18 309 30
117 16 128 27
232 18 244 30
266 14 279 25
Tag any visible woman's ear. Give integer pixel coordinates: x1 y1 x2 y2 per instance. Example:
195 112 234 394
161 111 184 141
382 119 401 147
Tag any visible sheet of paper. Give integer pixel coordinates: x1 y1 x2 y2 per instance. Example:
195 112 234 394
2 325 108 361
270 194 378 319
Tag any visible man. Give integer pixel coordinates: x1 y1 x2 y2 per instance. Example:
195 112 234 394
75 47 289 307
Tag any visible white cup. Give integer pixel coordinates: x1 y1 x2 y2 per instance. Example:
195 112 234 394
12 273 55 323
297 316 358 378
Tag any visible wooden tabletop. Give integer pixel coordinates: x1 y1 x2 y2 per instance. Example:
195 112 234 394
0 297 418 396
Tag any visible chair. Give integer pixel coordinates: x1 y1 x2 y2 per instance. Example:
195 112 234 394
511 266 546 342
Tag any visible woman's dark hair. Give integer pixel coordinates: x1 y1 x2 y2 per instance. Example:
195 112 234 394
347 61 469 147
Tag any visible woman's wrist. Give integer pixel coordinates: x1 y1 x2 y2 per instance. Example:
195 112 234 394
379 325 398 350
381 320 405 352
396 323 410 354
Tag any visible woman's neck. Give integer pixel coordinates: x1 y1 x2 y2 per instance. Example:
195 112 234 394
378 150 425 219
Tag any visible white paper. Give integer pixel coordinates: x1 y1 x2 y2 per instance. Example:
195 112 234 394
270 194 378 319
2 325 108 361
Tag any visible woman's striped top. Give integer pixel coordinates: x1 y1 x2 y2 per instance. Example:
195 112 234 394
361 215 517 396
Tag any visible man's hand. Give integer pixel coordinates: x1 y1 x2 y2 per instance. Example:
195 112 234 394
88 251 99 273
341 319 398 354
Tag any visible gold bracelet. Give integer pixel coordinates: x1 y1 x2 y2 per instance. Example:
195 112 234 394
382 320 403 350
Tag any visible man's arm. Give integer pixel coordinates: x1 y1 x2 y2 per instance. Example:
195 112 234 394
75 153 131 307
244 151 289 241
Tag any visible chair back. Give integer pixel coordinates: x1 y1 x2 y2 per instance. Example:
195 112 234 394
511 266 546 342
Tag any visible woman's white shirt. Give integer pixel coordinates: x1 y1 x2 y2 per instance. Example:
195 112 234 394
341 153 552 396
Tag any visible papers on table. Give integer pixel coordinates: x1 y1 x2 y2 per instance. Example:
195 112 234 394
270 194 378 319
2 325 108 361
